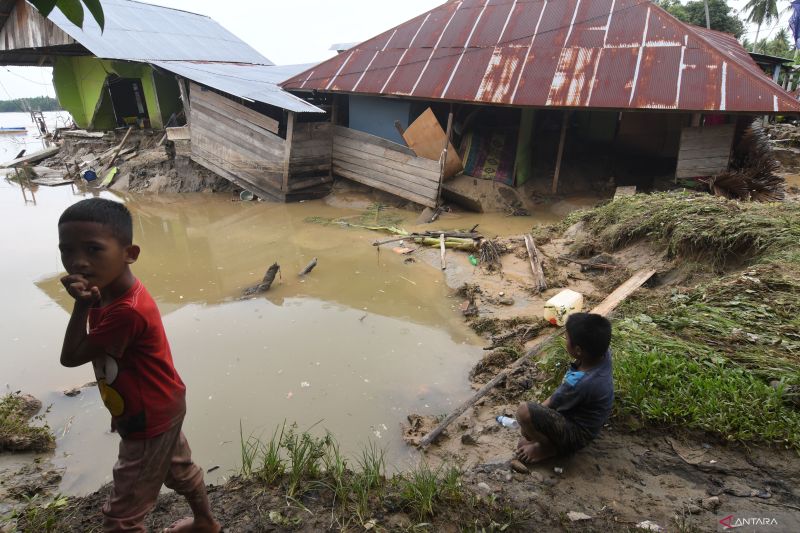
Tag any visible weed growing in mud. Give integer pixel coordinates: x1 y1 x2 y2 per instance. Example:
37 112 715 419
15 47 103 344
0 393 54 453
9 493 69 533
395 463 463 520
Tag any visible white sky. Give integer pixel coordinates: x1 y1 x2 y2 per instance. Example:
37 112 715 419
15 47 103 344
0 0 790 99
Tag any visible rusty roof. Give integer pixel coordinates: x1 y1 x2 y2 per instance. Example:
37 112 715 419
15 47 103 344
282 0 800 113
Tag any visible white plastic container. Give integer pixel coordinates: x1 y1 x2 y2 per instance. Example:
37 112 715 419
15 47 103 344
544 289 584 326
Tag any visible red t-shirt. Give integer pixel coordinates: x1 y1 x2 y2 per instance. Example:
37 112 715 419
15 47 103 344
87 279 186 439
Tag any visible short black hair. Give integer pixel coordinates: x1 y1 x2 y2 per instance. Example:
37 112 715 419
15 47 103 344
566 313 612 359
58 198 133 245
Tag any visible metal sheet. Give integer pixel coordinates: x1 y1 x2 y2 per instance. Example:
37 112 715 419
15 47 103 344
152 61 324 113
283 0 800 113
46 0 271 64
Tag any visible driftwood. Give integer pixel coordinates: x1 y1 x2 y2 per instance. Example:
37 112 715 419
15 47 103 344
102 127 133 173
524 234 547 293
440 234 446 270
299 258 318 276
241 263 281 296
373 230 482 247
417 269 656 449
558 255 621 271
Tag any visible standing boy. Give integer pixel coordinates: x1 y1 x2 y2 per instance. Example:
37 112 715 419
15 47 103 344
58 198 220 533
516 313 614 464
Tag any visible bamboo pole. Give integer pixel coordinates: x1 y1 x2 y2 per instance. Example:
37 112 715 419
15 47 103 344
417 269 656 449
551 111 569 194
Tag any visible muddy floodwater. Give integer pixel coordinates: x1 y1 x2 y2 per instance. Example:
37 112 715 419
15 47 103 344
0 169 595 495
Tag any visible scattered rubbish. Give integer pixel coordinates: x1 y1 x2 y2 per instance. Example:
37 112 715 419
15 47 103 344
364 518 377 530
553 467 564 475
300 381 310 388
239 190 255 201
495 415 519 429
566 511 591 521
635 520 663 532
207 465 220 473
468 254 478 266
99 166 118 187
544 289 584 326
392 247 414 255
298 257 318 276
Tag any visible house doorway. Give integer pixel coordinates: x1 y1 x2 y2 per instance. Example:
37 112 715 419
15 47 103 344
107 75 149 128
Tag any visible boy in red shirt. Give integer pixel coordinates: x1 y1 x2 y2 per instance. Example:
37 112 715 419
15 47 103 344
58 198 220 533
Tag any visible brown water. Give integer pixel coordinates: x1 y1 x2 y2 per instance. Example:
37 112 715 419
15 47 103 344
0 174 592 496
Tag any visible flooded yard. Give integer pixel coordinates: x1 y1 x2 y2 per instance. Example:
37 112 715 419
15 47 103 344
0 178 552 495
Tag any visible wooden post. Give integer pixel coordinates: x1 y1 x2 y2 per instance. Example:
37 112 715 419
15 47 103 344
177 77 191 123
440 233 446 270
551 111 569 195
282 111 295 192
436 110 454 207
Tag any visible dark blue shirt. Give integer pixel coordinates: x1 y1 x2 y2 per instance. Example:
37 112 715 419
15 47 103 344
550 351 614 436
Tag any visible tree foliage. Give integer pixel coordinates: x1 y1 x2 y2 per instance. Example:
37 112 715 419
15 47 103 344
28 0 104 30
658 0 746 38
0 97 62 113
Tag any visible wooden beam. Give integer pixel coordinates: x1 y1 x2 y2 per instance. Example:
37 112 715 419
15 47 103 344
551 111 569 195
524 234 547 293
177 77 190 122
436 110 454 206
283 111 295 192
417 268 656 449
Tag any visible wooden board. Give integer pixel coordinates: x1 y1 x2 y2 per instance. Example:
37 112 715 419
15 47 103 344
332 127 440 207
190 84 279 134
401 108 462 178
166 126 191 141
676 124 735 179
1 146 59 168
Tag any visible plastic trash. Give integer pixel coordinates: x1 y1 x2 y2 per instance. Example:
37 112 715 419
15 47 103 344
544 289 584 326
495 415 520 429
82 169 97 182
468 255 478 266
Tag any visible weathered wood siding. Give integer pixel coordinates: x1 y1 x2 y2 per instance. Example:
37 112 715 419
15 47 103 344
288 121 333 191
0 0 75 50
332 126 441 208
189 83 286 199
676 124 735 178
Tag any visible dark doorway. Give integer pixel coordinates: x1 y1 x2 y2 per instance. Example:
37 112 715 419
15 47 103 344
107 75 149 127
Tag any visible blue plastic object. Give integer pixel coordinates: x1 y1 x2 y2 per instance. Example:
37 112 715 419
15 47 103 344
82 169 98 182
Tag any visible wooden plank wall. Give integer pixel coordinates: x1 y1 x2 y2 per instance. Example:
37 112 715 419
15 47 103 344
676 124 735 178
188 83 286 198
0 0 75 51
288 121 333 191
332 126 441 208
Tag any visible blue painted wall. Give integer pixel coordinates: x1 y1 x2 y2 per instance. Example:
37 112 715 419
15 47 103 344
348 95 411 145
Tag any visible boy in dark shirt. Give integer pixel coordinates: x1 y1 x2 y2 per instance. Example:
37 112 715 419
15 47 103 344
58 198 220 533
516 313 614 463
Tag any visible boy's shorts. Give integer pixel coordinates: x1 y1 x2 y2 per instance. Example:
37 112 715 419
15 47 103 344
102 418 204 532
526 402 593 454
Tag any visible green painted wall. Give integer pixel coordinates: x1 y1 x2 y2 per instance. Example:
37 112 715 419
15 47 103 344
52 56 180 130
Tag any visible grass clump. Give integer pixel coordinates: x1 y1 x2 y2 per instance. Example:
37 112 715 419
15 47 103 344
394 462 463 520
8 494 69 533
0 393 54 453
571 192 800 267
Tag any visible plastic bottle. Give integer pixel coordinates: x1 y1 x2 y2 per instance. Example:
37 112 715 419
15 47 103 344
495 415 520 429
468 254 478 266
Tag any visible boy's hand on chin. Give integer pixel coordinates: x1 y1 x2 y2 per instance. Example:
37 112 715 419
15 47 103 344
61 274 101 305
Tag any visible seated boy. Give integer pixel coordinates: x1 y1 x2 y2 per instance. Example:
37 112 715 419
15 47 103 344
516 313 614 464
58 198 220 533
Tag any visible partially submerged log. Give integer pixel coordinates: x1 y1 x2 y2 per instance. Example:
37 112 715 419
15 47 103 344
242 263 281 296
1 146 60 168
299 258 318 276
417 269 656 449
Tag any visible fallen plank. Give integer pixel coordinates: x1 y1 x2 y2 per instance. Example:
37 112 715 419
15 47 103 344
1 146 60 168
61 130 105 139
417 268 656 449
31 177 74 187
166 126 190 141
299 258 318 276
440 234 446 270
402 108 462 178
524 234 547 294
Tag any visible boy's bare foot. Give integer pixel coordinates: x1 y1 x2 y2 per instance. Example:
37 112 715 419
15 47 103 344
515 441 556 464
163 517 221 533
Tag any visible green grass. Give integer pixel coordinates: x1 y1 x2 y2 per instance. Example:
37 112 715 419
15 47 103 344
0 393 54 453
395 462 464 520
8 494 69 533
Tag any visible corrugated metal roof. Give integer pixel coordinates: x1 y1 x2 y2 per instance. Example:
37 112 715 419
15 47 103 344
47 0 272 64
283 0 800 113
152 61 325 113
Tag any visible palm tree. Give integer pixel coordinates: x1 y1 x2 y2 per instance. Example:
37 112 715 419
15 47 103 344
744 0 779 52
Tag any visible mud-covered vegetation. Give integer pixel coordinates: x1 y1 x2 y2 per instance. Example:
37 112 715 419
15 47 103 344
0 393 54 453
